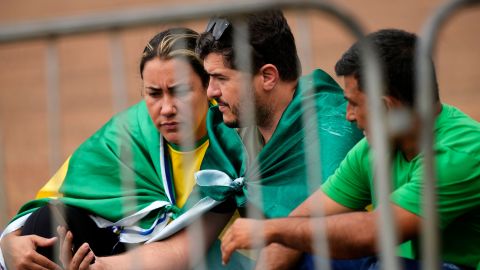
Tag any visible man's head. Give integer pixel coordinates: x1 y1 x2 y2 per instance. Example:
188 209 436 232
196 10 300 128
335 28 440 133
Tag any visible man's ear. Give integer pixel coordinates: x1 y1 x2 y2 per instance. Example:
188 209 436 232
259 64 279 91
382 95 403 110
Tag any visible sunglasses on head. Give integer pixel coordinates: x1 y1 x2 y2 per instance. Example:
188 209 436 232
205 17 231 41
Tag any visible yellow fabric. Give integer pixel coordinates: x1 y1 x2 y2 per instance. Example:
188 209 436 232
36 157 70 199
167 140 209 208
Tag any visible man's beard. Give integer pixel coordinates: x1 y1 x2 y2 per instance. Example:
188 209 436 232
227 97 273 129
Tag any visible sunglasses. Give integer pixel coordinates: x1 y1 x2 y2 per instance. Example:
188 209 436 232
205 17 231 41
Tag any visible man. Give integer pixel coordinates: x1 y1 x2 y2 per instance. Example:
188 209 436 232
220 29 480 270
196 10 362 269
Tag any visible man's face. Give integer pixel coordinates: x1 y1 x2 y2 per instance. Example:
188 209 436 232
203 53 257 128
343 75 369 137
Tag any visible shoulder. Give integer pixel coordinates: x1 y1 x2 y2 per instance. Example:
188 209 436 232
435 104 480 158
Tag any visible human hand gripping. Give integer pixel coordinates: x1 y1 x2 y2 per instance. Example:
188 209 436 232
0 229 61 270
220 218 274 266
56 226 100 270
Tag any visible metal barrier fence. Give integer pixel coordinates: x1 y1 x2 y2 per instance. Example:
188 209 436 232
0 0 478 269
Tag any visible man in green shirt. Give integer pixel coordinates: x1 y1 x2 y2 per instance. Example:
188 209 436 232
220 29 480 269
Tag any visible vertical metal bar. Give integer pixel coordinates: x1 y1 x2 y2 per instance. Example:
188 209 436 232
296 11 331 270
174 36 208 270
110 31 128 113
416 1 480 269
46 39 62 175
232 17 266 257
108 32 141 268
45 38 66 266
361 41 400 270
0 129 7 229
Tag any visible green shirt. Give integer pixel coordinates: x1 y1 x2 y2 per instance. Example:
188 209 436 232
322 104 480 268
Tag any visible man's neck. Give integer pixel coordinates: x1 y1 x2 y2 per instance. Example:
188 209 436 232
257 80 297 144
399 102 443 161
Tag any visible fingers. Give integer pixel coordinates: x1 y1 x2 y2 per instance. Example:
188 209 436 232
31 235 57 248
57 227 73 268
221 218 269 265
70 243 95 270
15 251 61 270
30 254 63 270
220 225 238 265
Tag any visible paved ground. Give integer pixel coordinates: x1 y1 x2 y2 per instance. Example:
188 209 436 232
0 0 479 227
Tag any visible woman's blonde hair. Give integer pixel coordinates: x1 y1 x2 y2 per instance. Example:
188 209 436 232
140 28 209 87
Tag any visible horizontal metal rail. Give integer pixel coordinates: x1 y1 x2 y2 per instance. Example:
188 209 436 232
0 0 368 43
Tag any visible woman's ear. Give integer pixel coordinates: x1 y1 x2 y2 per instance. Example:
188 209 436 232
259 64 279 91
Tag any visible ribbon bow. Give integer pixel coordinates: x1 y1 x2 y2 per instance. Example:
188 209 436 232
195 169 247 207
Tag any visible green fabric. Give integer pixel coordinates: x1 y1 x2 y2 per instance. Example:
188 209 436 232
322 104 480 268
13 101 219 229
202 68 363 218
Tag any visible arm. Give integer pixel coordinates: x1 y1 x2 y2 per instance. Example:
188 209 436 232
0 229 61 270
255 189 352 269
63 211 232 270
223 203 420 264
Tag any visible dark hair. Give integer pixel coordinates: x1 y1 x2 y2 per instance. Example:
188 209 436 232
140 27 209 88
335 28 439 106
196 10 301 82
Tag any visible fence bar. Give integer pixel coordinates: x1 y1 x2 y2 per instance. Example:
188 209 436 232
0 0 399 268
296 12 332 270
1 0 362 44
109 31 129 113
0 130 7 228
416 1 480 269
361 43 400 270
45 40 62 175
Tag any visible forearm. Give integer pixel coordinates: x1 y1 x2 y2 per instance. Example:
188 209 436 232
255 189 354 269
255 243 303 270
98 211 232 270
268 211 378 259
97 238 189 270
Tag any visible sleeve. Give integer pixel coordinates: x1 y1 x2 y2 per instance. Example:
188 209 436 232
391 147 480 229
321 139 372 210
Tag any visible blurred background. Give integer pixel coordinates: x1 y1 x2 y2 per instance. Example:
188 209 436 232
0 0 479 228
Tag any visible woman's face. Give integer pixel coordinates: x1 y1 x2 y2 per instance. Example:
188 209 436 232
142 58 209 145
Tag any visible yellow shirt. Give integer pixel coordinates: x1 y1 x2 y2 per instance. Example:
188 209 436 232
167 138 209 208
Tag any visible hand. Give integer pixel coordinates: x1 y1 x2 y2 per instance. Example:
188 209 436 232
57 227 99 270
0 229 61 270
220 218 272 265
255 243 303 270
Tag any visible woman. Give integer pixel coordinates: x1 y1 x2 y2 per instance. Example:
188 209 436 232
0 27 236 270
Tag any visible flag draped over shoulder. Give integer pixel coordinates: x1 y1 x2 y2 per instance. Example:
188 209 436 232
10 101 223 234
199 69 364 218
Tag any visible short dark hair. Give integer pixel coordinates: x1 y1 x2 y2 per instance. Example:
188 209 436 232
196 10 301 82
335 28 439 106
140 27 209 88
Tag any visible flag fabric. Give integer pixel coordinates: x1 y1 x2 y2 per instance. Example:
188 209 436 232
198 69 364 269
199 68 363 217
2 101 233 243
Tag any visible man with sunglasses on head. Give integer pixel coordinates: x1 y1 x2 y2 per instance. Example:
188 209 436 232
196 9 363 269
